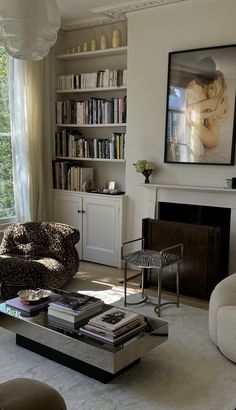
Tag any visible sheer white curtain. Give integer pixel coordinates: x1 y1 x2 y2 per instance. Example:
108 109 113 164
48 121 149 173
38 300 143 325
8 52 55 222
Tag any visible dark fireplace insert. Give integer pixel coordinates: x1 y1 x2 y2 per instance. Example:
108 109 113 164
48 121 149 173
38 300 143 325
142 202 231 299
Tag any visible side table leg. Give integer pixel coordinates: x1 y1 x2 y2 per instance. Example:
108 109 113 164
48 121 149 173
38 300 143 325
157 268 162 317
124 261 128 306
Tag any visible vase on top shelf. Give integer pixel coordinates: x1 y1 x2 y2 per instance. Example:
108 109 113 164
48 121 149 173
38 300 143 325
112 29 122 48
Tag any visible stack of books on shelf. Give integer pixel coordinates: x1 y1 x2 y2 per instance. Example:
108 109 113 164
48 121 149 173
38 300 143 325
48 292 103 331
52 163 93 191
79 307 146 345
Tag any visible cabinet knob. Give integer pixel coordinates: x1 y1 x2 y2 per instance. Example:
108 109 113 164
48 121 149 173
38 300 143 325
82 210 86 214
78 210 81 213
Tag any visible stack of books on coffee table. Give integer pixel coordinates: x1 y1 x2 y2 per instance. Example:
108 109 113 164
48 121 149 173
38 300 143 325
6 296 51 316
48 292 103 331
79 307 146 345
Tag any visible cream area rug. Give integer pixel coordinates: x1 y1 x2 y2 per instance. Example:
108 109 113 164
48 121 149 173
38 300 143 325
0 279 236 410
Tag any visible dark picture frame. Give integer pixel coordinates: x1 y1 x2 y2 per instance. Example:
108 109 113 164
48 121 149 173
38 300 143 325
164 44 236 165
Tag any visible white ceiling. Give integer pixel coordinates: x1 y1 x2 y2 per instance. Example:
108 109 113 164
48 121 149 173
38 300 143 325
56 0 185 30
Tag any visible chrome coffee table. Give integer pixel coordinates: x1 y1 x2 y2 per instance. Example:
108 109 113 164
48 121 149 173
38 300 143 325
0 301 168 383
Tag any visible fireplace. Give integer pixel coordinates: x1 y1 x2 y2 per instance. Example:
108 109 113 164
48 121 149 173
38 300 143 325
159 202 231 281
142 183 235 298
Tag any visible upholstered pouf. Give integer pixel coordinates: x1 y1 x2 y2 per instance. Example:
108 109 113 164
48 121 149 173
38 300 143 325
209 272 236 362
0 378 67 410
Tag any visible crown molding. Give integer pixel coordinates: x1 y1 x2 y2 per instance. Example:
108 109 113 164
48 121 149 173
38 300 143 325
61 0 185 31
91 0 185 20
61 16 116 31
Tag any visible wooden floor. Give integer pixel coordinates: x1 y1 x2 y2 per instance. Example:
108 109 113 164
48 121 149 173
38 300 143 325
79 261 209 310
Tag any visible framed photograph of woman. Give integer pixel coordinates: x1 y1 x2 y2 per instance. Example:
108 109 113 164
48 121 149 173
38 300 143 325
164 44 236 165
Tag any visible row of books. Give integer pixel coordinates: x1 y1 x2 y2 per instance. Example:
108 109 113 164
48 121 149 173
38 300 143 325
48 291 104 331
52 163 93 191
56 97 127 125
55 131 126 160
57 69 127 90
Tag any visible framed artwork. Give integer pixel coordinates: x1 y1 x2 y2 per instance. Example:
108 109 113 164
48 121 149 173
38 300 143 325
164 44 236 165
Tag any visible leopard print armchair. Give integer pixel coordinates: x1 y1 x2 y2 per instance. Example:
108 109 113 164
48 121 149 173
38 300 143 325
0 222 80 299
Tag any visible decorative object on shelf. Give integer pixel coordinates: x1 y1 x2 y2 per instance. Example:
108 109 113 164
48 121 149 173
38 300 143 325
0 0 61 60
224 178 232 189
112 29 122 48
100 34 108 50
91 39 97 51
83 42 88 52
133 160 157 184
77 45 81 53
82 178 95 192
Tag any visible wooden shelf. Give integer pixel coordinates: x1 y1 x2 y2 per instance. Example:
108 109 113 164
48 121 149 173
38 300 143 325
55 46 127 60
56 123 126 128
56 86 127 94
56 157 125 163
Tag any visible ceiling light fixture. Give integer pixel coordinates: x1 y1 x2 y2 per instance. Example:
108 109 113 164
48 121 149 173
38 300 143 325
0 0 61 61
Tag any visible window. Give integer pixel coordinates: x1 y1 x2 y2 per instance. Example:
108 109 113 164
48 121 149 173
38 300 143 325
0 47 15 224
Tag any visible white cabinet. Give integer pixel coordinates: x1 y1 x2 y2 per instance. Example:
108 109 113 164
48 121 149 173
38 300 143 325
53 190 125 268
53 190 83 257
82 194 124 267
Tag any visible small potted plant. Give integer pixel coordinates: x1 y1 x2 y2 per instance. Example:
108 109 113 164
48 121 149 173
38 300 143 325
133 160 157 183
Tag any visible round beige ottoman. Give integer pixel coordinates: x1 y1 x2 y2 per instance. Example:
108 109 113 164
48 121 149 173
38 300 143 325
209 272 236 362
217 306 236 362
0 378 67 410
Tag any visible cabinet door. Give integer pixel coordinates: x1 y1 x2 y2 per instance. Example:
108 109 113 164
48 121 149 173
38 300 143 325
53 191 83 258
82 196 122 267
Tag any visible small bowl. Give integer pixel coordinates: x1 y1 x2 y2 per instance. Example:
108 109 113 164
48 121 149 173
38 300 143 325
17 289 52 305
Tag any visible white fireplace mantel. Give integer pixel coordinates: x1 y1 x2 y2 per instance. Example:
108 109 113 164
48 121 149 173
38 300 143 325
141 183 236 274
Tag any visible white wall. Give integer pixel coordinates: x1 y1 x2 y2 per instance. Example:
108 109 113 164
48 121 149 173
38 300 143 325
125 0 236 241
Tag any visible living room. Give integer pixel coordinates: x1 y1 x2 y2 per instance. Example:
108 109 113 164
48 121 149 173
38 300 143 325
1 0 236 409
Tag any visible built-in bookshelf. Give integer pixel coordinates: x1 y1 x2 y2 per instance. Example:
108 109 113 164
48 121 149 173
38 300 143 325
54 43 127 191
52 24 127 268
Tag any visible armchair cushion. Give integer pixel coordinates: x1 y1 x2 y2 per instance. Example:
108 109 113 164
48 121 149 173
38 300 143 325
0 222 79 265
0 222 80 299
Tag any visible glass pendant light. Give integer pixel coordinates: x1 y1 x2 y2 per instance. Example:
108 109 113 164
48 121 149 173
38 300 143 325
0 0 61 60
